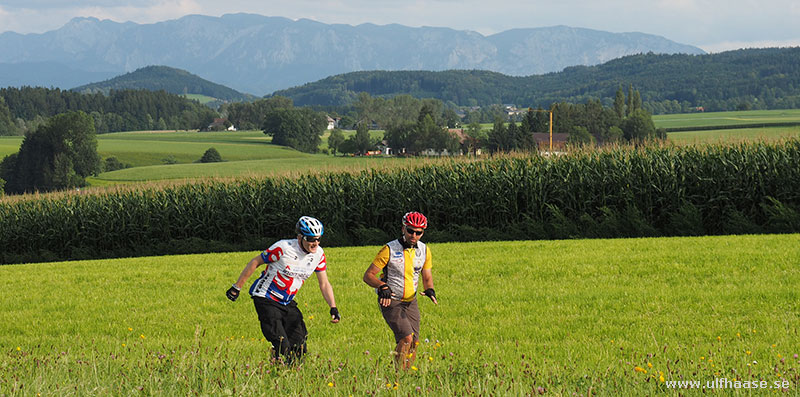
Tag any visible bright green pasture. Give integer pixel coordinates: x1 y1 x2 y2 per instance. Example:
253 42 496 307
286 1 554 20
93 156 417 182
95 130 281 167
653 109 800 129
1 234 798 395
0 136 23 158
668 126 800 145
182 94 217 104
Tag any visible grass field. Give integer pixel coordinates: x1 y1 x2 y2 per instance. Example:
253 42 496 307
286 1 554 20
0 136 23 159
653 109 800 129
667 126 800 145
182 94 218 104
93 156 421 182
1 234 798 395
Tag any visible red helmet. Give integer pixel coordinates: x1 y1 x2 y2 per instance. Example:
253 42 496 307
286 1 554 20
402 211 428 229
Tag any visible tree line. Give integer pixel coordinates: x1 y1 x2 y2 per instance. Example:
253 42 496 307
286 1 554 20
0 87 218 136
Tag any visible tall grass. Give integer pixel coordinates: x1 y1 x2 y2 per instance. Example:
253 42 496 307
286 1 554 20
1 235 798 395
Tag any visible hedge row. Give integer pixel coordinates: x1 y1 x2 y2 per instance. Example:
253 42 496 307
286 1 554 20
2 140 799 264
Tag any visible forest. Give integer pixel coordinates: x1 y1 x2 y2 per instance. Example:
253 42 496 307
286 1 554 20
272 47 800 113
0 87 218 136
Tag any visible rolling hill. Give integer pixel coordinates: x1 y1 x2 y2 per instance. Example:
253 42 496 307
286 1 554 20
272 47 800 112
71 65 255 103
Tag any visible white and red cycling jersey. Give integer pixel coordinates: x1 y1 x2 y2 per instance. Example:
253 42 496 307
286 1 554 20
249 239 327 305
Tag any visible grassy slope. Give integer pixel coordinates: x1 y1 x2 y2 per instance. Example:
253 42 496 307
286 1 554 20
667 126 800 145
653 109 800 129
0 136 23 158
1 234 798 394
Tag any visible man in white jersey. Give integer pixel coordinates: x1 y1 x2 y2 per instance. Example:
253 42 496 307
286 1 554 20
363 211 437 370
226 216 340 364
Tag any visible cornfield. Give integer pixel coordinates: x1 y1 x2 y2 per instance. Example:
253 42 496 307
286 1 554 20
2 140 799 264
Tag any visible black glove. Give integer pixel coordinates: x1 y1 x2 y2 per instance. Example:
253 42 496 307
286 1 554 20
378 284 393 300
423 288 436 301
330 307 341 321
226 285 240 301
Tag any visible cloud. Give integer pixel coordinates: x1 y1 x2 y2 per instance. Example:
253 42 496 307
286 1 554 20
0 0 202 33
1 0 158 9
74 0 202 24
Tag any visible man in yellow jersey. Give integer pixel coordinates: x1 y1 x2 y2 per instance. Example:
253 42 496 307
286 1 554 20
363 211 437 370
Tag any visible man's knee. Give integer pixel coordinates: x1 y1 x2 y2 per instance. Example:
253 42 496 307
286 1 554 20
398 333 414 346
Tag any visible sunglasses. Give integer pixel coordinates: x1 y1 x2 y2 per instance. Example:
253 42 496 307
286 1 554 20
405 227 424 236
303 236 321 243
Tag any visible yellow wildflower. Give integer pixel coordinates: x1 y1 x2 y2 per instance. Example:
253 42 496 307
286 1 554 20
647 362 653 368
328 382 334 387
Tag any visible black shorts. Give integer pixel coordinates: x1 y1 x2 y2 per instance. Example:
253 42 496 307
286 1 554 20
252 296 308 359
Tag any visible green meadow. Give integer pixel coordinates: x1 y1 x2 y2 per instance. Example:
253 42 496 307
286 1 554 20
653 109 800 129
0 136 23 159
94 156 420 182
1 234 798 395
667 126 800 145
181 94 218 104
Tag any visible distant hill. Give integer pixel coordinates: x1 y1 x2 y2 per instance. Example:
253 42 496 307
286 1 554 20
272 47 800 112
72 65 255 103
0 14 704 95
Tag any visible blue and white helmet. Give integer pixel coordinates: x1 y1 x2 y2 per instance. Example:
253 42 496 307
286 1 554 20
296 216 324 237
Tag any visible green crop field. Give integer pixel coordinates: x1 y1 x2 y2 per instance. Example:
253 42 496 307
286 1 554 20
668 126 800 145
653 109 800 129
1 234 798 395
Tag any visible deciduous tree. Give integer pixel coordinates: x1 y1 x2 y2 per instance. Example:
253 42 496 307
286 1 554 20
262 107 326 153
2 111 100 193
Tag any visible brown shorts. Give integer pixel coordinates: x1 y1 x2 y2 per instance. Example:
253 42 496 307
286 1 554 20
380 299 420 343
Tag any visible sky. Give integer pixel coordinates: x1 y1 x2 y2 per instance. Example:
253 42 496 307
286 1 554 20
1 0 799 53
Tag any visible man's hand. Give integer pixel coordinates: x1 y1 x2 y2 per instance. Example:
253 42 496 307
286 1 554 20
330 307 341 323
226 284 240 302
423 288 438 304
377 284 393 307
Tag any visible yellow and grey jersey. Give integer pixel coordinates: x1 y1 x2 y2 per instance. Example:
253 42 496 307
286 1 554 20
371 238 432 302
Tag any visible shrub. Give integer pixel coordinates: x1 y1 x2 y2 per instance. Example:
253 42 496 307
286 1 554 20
198 147 223 163
103 156 130 172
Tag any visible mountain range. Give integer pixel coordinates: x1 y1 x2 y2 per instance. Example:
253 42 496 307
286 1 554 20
0 13 705 96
